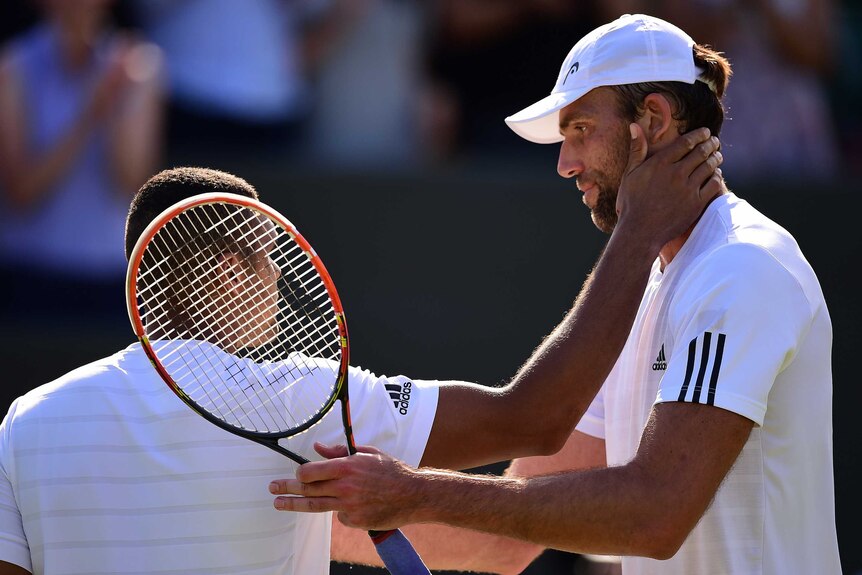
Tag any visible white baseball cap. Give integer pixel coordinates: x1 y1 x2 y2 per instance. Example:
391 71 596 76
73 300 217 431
505 13 707 144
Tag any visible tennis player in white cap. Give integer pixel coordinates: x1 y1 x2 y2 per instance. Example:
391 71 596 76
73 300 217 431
272 13 841 575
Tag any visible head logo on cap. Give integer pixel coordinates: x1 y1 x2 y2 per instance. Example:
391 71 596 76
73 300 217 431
562 62 580 85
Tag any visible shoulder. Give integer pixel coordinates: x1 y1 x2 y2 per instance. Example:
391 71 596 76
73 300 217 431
674 242 815 319
676 196 822 316
5 349 135 423
715 194 814 278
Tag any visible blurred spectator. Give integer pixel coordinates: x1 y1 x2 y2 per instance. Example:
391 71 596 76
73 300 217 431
302 0 429 170
126 0 350 168
596 0 842 184
422 1 601 163
0 0 164 323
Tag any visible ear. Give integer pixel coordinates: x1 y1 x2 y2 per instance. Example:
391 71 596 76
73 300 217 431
638 93 675 146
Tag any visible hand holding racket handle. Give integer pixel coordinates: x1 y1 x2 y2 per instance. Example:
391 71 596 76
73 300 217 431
371 529 431 575
341 427 430 574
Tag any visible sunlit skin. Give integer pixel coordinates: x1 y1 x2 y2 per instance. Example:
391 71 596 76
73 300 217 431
557 86 726 268
211 223 283 352
246 218 284 347
557 87 632 235
243 249 283 347
265 91 733 563
215 255 280 350
169 217 283 354
151 211 286 354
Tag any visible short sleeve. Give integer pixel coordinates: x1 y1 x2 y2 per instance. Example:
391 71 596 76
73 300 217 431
295 367 439 468
347 370 439 467
575 384 606 439
656 244 812 426
0 400 32 572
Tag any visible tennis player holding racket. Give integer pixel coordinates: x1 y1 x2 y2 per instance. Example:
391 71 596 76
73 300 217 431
0 127 718 575
124 190 431 573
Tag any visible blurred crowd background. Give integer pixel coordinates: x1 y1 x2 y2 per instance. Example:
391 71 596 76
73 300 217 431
0 1 860 574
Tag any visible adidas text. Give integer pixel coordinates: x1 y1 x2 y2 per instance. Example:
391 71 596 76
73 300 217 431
386 381 412 415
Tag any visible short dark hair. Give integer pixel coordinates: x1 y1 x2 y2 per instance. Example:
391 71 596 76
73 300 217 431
125 166 259 260
609 44 732 136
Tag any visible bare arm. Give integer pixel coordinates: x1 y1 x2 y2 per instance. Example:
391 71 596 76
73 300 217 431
419 126 723 470
0 561 29 575
107 39 165 198
0 40 155 211
331 431 606 574
286 402 752 558
0 51 100 210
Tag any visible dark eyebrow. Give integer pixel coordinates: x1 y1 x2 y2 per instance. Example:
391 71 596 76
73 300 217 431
558 113 591 133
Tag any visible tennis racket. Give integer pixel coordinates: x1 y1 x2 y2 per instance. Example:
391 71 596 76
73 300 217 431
125 192 430 575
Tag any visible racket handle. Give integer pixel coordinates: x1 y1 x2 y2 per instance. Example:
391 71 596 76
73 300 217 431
369 528 431 575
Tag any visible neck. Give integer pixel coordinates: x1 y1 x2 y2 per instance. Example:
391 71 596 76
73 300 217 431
657 184 728 271
658 234 689 271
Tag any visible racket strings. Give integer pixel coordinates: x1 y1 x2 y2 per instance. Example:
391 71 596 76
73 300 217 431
176 213 331 431
155 209 324 431
143 207 303 430
138 209 272 334
136 202 343 434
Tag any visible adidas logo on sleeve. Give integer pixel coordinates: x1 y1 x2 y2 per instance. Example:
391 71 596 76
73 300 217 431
384 380 412 415
652 345 667 371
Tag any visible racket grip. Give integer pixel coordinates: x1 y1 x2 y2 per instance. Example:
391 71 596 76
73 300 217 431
369 528 431 575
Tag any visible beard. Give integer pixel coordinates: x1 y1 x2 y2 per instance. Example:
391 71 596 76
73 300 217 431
583 122 631 235
589 184 619 235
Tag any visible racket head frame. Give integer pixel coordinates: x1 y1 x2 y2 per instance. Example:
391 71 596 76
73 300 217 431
125 192 351 445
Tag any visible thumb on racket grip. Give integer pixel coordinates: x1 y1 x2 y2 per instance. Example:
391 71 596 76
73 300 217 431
371 528 431 575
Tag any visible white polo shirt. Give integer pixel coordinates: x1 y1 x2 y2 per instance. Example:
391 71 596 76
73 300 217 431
0 343 438 575
577 193 841 574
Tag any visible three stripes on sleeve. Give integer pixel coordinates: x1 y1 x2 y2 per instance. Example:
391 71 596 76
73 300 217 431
676 332 726 406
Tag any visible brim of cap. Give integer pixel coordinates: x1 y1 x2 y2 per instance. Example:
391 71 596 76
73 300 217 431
504 88 589 144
